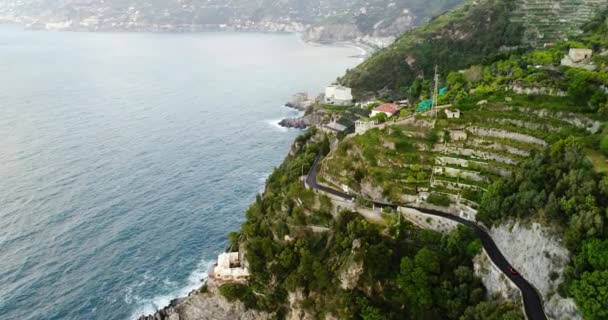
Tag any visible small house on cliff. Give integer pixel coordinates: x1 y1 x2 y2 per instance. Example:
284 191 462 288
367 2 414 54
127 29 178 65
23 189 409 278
561 48 596 70
371 103 401 118
325 84 353 106
211 252 250 283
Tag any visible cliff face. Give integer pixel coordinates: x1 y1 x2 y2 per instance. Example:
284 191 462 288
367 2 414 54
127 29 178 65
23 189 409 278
491 222 582 320
302 24 363 43
139 286 271 320
301 13 415 46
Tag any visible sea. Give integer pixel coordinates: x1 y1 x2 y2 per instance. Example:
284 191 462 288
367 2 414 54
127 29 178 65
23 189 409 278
0 26 360 320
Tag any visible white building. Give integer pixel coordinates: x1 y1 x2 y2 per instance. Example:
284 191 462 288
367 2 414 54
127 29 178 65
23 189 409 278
355 120 378 135
325 85 353 106
212 252 250 283
371 103 401 118
561 48 596 70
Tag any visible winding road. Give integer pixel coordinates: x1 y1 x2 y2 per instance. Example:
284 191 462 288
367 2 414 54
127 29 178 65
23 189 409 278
306 156 548 320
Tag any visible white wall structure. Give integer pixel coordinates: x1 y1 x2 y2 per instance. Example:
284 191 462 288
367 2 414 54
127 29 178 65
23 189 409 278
444 108 461 119
325 84 353 106
370 103 401 117
568 48 593 63
561 48 596 70
212 252 250 283
355 120 378 134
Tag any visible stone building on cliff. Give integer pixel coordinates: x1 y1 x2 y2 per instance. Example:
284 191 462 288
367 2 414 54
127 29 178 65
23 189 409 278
210 252 250 283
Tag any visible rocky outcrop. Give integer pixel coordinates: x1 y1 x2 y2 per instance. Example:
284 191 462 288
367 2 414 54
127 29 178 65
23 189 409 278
473 250 521 302
490 221 581 320
339 239 364 290
285 102 309 112
279 117 310 129
138 285 271 320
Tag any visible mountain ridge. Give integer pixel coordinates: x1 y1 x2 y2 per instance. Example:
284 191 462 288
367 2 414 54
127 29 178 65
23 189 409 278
0 0 464 48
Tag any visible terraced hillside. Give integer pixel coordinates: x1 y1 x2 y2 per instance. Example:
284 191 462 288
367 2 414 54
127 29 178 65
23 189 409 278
512 0 608 44
318 97 600 210
320 17 608 317
327 27 608 209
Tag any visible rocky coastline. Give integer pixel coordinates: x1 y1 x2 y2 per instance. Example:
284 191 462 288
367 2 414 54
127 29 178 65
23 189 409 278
278 117 309 129
137 283 271 320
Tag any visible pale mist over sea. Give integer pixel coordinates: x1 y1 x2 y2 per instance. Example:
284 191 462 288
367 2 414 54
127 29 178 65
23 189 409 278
0 26 360 320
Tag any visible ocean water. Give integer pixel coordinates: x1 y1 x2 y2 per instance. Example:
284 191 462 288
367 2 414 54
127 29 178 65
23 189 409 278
0 26 359 320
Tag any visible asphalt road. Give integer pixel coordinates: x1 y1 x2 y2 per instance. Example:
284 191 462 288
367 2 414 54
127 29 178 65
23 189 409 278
306 156 547 320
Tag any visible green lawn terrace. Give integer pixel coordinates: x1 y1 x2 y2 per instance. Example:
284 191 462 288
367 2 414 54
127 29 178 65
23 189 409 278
317 91 602 214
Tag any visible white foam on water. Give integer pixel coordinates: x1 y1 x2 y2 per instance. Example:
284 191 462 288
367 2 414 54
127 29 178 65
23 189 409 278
128 258 214 320
266 118 289 132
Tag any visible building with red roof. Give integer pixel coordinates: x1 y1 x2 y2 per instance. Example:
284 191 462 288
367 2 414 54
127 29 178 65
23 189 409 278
371 103 402 118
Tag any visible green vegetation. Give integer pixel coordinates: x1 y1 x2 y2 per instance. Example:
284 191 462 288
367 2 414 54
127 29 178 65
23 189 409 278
214 3 608 319
319 10 608 318
427 193 452 207
342 0 524 95
320 126 434 203
570 270 608 320
322 105 351 114
478 138 608 319
459 301 525 320
221 127 522 319
219 283 255 306
601 134 608 156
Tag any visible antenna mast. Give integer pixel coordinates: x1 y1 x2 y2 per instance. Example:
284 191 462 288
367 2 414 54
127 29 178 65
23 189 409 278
433 65 439 126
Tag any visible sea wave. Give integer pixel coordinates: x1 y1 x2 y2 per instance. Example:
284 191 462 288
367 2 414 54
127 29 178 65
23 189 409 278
128 259 214 320
266 118 289 132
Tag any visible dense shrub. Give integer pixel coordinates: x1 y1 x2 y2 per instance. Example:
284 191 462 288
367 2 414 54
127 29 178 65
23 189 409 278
427 193 452 207
600 134 608 156
219 283 255 307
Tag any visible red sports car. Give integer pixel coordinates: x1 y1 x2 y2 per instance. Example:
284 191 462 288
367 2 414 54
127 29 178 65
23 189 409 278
508 267 519 276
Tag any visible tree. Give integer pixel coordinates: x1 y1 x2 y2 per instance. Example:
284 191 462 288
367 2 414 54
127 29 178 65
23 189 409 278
218 283 255 308
417 171 428 182
464 65 484 83
460 301 524 320
370 112 388 123
357 297 387 320
447 71 466 90
228 232 240 250
320 134 331 156
581 239 608 270
571 271 608 320
528 49 561 65
566 69 597 108
398 256 434 311
600 134 608 156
